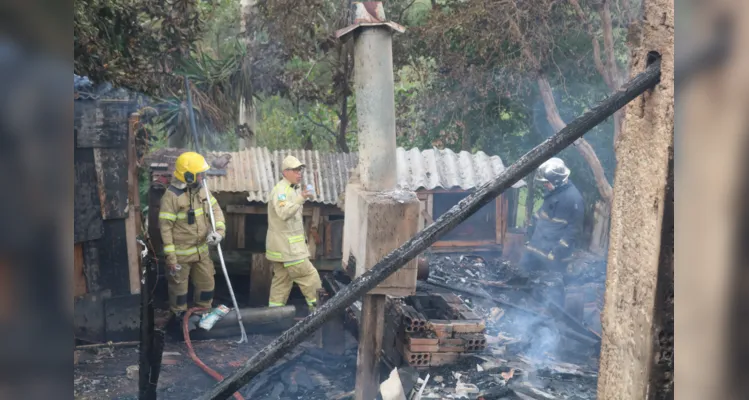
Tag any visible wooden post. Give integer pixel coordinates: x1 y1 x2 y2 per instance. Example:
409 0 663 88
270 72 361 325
596 2 674 397
308 208 322 259
317 288 346 355
249 254 273 307
74 244 88 297
234 214 246 249
126 113 142 294
139 254 161 399
355 294 387 400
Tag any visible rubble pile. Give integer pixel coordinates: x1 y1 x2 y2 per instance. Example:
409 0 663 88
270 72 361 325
74 336 359 399
397 251 605 399
236 344 358 400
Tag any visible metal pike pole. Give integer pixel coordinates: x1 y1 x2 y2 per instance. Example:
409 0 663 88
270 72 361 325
184 76 248 344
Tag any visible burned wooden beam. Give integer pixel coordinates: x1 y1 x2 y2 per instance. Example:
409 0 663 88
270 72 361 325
321 274 361 338
139 252 159 400
423 279 546 320
196 59 661 400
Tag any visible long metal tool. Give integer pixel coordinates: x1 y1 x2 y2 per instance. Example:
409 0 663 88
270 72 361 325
184 76 248 344
197 58 662 400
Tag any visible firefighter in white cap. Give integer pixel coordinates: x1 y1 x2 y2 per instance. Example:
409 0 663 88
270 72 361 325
265 155 322 310
521 157 584 303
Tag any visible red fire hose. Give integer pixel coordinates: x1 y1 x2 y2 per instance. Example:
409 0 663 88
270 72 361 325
182 308 245 400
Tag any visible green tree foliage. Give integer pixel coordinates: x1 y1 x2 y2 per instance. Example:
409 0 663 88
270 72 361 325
75 0 259 151
74 0 209 94
248 0 359 151
398 0 637 211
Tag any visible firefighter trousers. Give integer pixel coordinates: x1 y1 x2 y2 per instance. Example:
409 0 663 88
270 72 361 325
167 255 215 314
268 259 321 308
519 250 566 307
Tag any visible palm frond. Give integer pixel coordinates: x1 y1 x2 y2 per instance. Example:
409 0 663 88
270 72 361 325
154 42 256 148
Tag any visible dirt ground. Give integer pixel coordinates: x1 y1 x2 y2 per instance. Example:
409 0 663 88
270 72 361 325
74 334 277 400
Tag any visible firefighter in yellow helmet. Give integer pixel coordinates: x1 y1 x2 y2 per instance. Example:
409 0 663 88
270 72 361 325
159 152 226 319
266 156 322 310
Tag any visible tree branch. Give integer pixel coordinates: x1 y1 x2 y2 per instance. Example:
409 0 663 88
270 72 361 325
399 0 419 23
303 113 337 138
537 75 614 203
569 0 614 90
600 0 622 88
568 0 625 145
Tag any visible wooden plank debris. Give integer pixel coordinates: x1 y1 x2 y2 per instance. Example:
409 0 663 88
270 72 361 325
249 254 273 307
75 100 131 148
74 147 104 243
94 148 129 220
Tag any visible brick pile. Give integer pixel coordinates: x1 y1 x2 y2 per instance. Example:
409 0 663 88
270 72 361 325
392 293 486 368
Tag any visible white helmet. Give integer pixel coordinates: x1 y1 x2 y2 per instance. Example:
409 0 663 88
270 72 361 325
535 157 570 187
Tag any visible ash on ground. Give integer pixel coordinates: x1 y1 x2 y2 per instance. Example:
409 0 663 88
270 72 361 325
74 333 359 400
75 252 605 400
409 251 606 399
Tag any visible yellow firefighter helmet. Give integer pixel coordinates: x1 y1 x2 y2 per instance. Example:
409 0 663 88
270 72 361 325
174 152 210 184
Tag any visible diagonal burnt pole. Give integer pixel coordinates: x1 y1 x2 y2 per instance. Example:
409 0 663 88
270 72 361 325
196 57 662 400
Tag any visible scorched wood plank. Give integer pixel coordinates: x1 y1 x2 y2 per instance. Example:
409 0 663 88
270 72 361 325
74 147 104 243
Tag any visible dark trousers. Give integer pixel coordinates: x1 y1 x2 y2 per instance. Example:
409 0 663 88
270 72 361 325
519 250 566 306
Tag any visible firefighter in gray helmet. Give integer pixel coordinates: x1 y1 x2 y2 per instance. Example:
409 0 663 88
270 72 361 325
521 157 584 304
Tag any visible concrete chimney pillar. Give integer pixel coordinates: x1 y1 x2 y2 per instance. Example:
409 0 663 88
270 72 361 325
335 5 415 400
353 26 397 191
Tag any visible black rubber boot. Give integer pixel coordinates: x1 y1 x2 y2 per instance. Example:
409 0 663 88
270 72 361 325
165 311 185 341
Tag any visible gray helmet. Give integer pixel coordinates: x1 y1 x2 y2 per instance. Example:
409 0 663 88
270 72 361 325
535 157 570 187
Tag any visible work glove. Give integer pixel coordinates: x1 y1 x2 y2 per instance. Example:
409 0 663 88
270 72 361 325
206 231 223 246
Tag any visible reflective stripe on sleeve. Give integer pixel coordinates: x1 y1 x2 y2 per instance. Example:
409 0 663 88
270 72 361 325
159 212 177 221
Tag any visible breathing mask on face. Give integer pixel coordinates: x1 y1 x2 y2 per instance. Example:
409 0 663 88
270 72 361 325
184 172 203 189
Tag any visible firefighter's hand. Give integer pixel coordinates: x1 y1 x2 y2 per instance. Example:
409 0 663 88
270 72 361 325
168 264 182 275
206 232 223 246
301 189 313 199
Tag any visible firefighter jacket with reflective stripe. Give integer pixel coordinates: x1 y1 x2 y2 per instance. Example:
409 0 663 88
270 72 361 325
159 178 226 265
527 182 584 260
266 178 309 263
